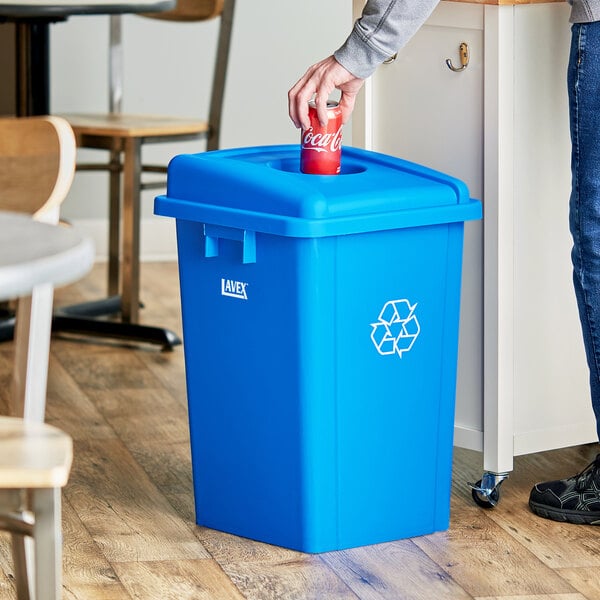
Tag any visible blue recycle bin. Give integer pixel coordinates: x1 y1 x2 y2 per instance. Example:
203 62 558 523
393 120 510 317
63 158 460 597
154 145 481 553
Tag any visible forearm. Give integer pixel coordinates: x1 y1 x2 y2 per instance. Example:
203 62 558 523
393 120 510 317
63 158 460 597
334 0 440 79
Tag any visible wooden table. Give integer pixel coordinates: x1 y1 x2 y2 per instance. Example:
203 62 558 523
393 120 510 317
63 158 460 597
0 0 175 116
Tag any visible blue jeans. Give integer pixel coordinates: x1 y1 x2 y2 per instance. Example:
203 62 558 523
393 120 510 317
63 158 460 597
569 22 600 440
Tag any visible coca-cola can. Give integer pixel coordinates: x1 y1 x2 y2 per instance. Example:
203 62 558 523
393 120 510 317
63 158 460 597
300 100 343 175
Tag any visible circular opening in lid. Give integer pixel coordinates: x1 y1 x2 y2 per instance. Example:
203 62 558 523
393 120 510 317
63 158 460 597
268 158 366 175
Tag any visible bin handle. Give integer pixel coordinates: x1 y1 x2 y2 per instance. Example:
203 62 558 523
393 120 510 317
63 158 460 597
204 224 256 264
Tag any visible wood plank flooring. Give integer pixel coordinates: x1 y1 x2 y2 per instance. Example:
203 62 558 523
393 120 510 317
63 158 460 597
1 262 599 600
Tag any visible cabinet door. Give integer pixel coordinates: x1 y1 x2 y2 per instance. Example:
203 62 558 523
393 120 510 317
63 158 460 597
509 4 595 455
355 3 485 450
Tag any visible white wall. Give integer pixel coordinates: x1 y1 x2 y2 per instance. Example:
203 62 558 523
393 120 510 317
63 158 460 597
49 1 351 259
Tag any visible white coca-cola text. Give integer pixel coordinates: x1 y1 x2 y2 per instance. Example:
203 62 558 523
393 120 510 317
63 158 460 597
301 126 343 153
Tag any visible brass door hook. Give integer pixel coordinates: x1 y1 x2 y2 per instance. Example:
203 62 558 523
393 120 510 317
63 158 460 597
446 42 469 72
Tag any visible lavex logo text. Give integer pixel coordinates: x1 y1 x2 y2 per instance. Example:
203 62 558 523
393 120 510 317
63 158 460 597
221 278 248 300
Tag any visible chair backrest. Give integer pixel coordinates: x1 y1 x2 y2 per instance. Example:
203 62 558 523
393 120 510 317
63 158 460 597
108 0 235 150
0 116 76 224
0 116 77 422
143 0 224 21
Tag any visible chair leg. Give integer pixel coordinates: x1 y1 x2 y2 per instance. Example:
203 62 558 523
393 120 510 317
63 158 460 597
5 498 35 600
11 533 31 600
10 283 54 422
108 149 122 298
121 137 141 324
33 488 63 600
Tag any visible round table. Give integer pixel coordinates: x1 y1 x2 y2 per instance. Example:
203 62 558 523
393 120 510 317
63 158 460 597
0 0 175 115
0 211 95 302
0 211 94 421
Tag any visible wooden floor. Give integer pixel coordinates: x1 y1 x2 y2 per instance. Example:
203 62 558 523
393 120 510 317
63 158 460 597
1 262 599 600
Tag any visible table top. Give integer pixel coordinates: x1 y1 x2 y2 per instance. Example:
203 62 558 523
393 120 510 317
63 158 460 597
0 211 94 301
0 0 175 19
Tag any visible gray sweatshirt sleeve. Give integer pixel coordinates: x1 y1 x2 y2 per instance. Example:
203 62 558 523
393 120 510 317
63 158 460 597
569 0 600 23
334 0 440 79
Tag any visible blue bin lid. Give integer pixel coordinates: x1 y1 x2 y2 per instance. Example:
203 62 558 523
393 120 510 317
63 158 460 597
154 145 481 237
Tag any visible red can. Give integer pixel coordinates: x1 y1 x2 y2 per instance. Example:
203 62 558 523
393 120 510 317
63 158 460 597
300 100 343 175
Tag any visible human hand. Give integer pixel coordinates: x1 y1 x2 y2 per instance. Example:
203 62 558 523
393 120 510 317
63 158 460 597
288 56 365 129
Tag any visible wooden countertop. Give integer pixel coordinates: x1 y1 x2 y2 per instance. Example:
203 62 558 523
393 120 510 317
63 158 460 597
446 0 563 4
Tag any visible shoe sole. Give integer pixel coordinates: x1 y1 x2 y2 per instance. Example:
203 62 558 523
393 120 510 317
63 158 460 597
529 500 600 525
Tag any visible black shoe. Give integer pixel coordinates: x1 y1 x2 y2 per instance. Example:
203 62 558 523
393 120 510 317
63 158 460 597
529 454 600 525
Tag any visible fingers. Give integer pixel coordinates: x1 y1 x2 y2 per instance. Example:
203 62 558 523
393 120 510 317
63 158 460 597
288 57 337 130
338 92 357 125
288 85 312 130
289 57 364 130
314 95 331 128
288 64 320 130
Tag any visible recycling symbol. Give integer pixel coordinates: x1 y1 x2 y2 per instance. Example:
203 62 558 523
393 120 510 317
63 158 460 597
370 299 420 358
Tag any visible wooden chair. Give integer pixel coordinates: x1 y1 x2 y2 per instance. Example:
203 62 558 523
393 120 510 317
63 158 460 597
0 115 79 600
0 116 76 420
0 417 72 600
59 0 236 348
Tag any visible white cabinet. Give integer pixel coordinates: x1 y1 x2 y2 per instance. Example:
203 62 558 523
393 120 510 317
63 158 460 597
353 1 597 477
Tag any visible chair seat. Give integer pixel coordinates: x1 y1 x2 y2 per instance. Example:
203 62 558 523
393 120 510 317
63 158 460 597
63 113 210 139
0 416 72 489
